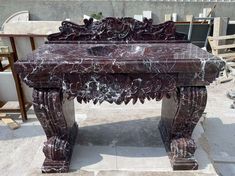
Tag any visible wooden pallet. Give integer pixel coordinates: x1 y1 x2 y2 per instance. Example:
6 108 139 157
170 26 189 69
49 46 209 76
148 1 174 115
208 35 235 61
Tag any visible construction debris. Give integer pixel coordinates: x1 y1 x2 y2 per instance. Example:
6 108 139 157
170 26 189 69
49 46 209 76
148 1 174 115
219 76 233 84
227 89 235 99
231 101 235 109
226 62 235 76
0 111 20 130
0 113 7 118
1 117 20 130
208 34 235 61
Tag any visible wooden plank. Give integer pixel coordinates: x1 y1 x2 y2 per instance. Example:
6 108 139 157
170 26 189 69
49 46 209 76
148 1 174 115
0 53 13 57
9 37 18 61
0 103 32 113
0 101 20 111
30 37 36 51
218 53 235 58
208 35 235 59
0 113 7 118
1 117 20 130
207 37 217 52
8 55 28 121
209 34 235 41
1 101 20 109
0 101 30 111
225 57 235 62
213 44 235 49
213 17 229 55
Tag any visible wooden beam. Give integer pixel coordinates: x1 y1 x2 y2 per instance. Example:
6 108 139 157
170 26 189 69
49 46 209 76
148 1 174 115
30 37 36 51
7 55 28 121
213 17 229 55
0 102 31 113
218 53 235 58
0 113 7 119
0 101 20 111
1 117 20 130
9 37 18 61
213 43 235 49
208 35 235 40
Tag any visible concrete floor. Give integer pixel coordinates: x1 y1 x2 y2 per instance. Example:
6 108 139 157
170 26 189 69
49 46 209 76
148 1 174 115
202 81 235 176
0 80 234 176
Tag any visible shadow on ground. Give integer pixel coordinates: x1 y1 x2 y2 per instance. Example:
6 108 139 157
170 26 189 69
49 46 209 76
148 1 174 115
0 116 162 147
0 112 217 173
204 117 235 176
77 116 162 147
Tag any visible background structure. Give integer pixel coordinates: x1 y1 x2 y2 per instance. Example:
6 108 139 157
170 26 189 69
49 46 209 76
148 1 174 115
0 0 235 26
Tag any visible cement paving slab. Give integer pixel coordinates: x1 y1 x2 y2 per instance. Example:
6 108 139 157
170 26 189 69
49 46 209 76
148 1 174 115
2 81 235 176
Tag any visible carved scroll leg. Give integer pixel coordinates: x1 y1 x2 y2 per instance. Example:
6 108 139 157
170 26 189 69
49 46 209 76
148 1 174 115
159 87 207 170
33 89 78 173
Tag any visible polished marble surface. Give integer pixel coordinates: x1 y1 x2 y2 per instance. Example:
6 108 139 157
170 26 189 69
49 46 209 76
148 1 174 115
16 43 223 74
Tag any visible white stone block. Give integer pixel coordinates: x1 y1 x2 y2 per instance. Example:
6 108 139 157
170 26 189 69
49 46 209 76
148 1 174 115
165 14 172 22
84 15 98 22
134 15 143 22
143 11 152 19
172 13 177 22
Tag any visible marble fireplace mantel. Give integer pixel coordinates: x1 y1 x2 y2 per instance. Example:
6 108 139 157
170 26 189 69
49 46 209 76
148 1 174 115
14 17 225 173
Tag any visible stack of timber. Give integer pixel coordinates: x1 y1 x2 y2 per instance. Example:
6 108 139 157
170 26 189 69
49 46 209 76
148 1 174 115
208 35 235 62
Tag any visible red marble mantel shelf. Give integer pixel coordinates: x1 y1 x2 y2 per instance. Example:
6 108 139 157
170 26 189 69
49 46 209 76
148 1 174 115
17 43 222 73
14 17 225 173
15 43 223 88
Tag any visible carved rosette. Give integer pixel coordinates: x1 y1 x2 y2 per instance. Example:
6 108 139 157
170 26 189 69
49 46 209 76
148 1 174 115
47 17 187 42
63 73 177 104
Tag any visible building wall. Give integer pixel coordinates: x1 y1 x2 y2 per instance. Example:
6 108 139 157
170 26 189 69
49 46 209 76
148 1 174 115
0 0 235 26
